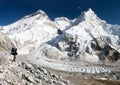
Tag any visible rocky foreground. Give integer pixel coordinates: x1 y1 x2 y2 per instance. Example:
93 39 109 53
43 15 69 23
0 56 120 85
0 59 69 85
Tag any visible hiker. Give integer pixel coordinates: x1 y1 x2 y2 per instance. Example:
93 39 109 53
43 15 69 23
10 47 18 61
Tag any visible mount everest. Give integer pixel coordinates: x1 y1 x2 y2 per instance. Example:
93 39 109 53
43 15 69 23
1 8 120 70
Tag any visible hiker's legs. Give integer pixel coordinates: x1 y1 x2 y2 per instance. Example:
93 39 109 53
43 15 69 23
13 55 16 61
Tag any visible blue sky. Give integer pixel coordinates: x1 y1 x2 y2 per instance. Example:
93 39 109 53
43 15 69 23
0 0 120 25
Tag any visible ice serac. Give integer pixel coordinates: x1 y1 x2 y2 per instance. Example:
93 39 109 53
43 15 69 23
2 10 60 55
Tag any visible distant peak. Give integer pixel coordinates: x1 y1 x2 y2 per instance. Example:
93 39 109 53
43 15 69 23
71 8 102 26
77 8 98 21
84 8 96 17
86 8 94 14
24 9 48 18
31 9 47 17
36 10 46 15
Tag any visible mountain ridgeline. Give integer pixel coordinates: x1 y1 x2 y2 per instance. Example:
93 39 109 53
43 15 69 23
1 8 120 64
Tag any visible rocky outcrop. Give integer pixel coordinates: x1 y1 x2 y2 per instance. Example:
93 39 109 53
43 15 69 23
54 33 120 63
0 61 69 85
98 44 120 62
22 62 70 84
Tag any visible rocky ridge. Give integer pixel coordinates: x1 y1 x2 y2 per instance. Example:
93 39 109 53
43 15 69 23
0 60 69 85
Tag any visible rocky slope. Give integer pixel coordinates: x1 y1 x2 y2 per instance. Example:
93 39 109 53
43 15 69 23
0 31 15 52
0 61 69 85
0 31 15 64
0 59 120 85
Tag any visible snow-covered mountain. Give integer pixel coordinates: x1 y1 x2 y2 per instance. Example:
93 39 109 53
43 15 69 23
2 10 71 55
53 9 120 62
27 9 120 64
2 8 120 63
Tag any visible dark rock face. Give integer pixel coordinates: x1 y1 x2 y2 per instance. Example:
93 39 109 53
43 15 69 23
57 29 63 35
54 32 120 63
96 43 120 62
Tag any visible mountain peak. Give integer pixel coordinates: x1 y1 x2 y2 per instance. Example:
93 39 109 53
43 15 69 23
85 8 95 15
36 10 46 15
83 8 97 19
72 8 99 26
83 8 106 24
24 9 48 19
